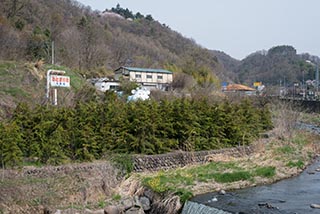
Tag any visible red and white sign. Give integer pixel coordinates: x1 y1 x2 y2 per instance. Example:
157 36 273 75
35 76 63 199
50 75 70 87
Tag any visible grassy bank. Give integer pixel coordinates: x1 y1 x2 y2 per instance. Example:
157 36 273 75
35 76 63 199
137 130 320 203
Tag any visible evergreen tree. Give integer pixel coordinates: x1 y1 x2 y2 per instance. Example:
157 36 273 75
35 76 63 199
42 125 69 165
0 122 23 167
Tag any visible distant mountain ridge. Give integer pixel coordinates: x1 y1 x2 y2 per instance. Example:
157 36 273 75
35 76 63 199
213 46 319 86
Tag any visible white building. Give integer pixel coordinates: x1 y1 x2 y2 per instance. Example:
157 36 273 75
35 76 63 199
94 78 120 92
114 66 173 91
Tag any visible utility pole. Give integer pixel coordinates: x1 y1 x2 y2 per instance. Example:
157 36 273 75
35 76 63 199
316 62 319 96
51 41 55 65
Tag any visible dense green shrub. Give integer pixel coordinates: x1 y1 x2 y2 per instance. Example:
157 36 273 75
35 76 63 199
0 97 272 167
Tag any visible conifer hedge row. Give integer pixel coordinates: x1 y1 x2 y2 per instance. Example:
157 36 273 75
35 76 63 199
0 97 272 167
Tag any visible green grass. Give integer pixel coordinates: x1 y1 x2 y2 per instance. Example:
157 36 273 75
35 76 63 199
254 166 276 178
98 200 107 208
213 171 252 183
142 161 276 201
275 145 296 155
175 188 193 203
0 61 17 75
23 161 45 168
2 87 29 97
286 160 304 169
292 134 308 147
112 194 121 201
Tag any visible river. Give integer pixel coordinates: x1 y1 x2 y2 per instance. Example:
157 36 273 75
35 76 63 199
183 123 320 214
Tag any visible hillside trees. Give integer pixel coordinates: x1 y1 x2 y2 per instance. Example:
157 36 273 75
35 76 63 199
236 45 317 85
0 97 272 167
0 0 26 19
76 16 109 70
26 26 51 61
0 0 227 85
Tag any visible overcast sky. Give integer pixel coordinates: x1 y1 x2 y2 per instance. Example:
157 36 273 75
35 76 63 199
78 0 320 60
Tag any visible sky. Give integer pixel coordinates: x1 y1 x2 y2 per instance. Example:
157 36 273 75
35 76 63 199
78 0 320 60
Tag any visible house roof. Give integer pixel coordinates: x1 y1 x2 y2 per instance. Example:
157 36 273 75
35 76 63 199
226 84 255 91
115 66 173 74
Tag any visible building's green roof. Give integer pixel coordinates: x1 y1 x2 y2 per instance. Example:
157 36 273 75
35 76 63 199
117 66 173 74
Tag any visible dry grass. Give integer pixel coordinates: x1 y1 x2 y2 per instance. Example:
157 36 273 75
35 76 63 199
270 100 300 139
0 161 123 213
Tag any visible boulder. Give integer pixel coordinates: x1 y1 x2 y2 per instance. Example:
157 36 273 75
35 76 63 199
125 207 144 214
84 208 105 214
219 190 226 195
105 205 122 214
139 196 151 211
311 204 320 209
121 197 135 210
143 189 155 202
133 196 142 208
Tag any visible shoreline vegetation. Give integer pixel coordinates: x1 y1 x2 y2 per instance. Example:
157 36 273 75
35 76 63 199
0 102 320 213
138 130 320 202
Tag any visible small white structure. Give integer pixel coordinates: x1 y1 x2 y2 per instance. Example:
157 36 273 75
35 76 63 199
127 87 150 101
94 78 120 92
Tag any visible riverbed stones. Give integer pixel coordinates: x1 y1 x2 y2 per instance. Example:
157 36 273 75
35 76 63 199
310 204 320 209
208 197 218 203
219 190 226 195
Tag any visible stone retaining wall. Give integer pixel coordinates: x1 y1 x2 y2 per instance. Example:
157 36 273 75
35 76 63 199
133 146 254 172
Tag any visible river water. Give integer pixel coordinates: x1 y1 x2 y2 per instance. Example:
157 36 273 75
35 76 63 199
186 158 320 214
183 123 320 214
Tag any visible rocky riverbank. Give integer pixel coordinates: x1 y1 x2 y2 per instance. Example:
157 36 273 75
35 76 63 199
188 157 320 214
136 129 320 214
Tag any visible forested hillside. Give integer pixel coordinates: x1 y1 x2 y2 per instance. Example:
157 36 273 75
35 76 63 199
211 50 240 82
234 46 319 86
0 0 228 83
